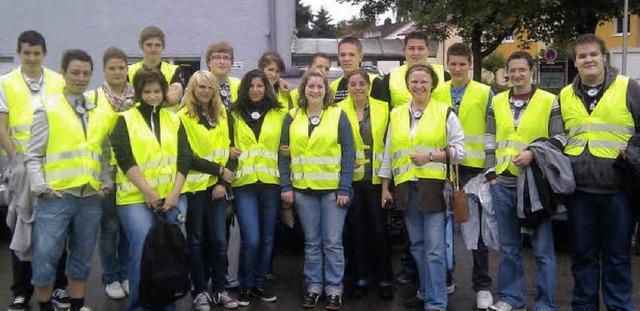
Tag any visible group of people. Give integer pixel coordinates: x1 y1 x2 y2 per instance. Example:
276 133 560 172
1 23 638 311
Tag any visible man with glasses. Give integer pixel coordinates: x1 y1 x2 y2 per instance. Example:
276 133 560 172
206 41 240 111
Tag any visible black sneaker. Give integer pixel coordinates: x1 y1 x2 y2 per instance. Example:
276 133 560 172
51 288 71 309
236 288 251 307
325 294 342 310
301 292 320 308
8 296 28 311
249 286 276 302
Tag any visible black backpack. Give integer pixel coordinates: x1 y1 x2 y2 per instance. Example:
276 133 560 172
139 213 190 308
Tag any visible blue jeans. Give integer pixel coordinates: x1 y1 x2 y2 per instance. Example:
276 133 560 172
234 184 279 289
99 191 129 284
32 193 103 286
295 190 348 296
186 188 228 293
491 183 556 311
118 195 187 311
405 185 447 311
567 191 634 311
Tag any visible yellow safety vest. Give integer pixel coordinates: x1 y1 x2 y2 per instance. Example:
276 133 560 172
84 88 122 133
493 89 556 176
277 87 293 113
228 77 241 103
1 67 64 154
178 106 231 192
560 76 634 159
289 106 343 190
42 94 110 191
128 61 178 87
337 96 389 184
432 80 491 168
389 64 446 109
389 99 450 185
290 89 300 109
115 107 181 205
330 72 379 101
231 109 285 187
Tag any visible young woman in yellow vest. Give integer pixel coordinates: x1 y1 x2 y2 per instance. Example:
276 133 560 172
379 64 466 311
230 69 284 306
279 68 356 310
177 70 239 310
258 51 292 112
110 68 190 311
85 47 135 301
289 52 332 105
336 68 393 300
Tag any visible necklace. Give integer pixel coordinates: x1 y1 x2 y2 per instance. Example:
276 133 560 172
410 102 425 120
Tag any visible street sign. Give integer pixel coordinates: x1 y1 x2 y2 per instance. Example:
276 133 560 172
544 49 558 62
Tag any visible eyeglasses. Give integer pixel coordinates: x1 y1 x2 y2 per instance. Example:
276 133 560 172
210 55 232 62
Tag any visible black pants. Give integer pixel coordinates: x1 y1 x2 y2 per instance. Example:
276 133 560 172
345 182 392 284
469 194 491 292
11 248 67 299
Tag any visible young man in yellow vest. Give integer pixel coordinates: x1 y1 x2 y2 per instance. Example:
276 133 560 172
0 30 70 311
331 36 386 102
25 49 113 311
560 34 639 311
485 51 565 311
382 31 449 109
206 41 241 112
128 26 185 107
432 42 495 309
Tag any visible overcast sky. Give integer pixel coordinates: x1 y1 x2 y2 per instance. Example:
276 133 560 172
301 0 394 24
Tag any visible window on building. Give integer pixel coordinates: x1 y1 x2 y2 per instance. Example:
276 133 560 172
615 15 630 34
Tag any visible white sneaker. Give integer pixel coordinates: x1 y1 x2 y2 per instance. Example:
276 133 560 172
192 292 212 311
79 307 93 311
105 281 126 299
446 282 456 294
476 290 494 309
489 300 526 311
121 280 130 296
213 291 239 309
224 275 240 289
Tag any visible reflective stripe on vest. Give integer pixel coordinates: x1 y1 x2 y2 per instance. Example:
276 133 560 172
560 75 633 159
389 99 449 185
289 106 343 190
493 89 555 176
115 107 180 205
1 68 64 154
178 105 231 192
337 96 389 184
43 94 110 191
231 109 285 187
389 64 446 109
432 80 490 168
128 61 178 87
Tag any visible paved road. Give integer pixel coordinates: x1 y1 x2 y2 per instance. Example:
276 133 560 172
1 221 639 311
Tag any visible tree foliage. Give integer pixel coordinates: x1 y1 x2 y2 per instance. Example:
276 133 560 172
482 52 506 83
295 0 314 38
311 7 338 38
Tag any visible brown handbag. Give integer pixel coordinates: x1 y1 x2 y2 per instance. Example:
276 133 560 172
444 148 469 223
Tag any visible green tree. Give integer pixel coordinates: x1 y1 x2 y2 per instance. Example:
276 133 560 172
481 52 506 84
296 0 314 38
311 7 338 38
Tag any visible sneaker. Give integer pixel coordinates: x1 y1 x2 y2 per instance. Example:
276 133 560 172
325 294 342 310
489 300 526 311
236 289 250 307
8 296 28 311
394 272 416 285
250 286 276 302
403 296 424 308
213 291 239 309
446 282 456 295
105 281 126 300
192 292 212 311
476 290 494 309
225 275 240 289
51 288 71 309
301 292 320 308
79 307 93 311
121 280 130 296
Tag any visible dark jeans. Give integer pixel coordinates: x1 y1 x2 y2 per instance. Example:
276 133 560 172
470 194 491 292
346 182 392 285
11 248 67 299
567 191 634 311
186 188 229 293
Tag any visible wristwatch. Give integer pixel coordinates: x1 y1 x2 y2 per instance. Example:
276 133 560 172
429 152 434 162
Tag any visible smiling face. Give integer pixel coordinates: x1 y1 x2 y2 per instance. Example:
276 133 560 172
338 43 362 74
407 70 433 103
404 38 429 66
18 43 45 73
141 81 163 106
304 76 326 106
103 58 128 88
347 73 369 103
574 42 605 82
194 79 214 104
507 58 533 90
447 55 471 86
309 56 331 78
63 60 92 94
207 52 233 78
248 77 266 103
